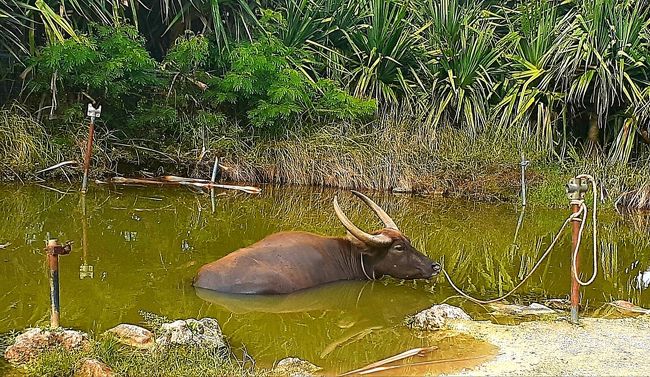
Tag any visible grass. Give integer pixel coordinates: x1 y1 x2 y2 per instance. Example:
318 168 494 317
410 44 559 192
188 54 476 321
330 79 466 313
0 108 59 180
12 313 267 377
22 337 261 377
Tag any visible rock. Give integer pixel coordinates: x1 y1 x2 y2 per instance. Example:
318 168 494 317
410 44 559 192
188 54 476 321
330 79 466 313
610 300 650 316
75 358 114 377
105 324 153 349
543 298 572 311
406 304 471 330
4 328 90 365
274 357 321 377
488 303 556 316
155 318 227 350
519 303 555 316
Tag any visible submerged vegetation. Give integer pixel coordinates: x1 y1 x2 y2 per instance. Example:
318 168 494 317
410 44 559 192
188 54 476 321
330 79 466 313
1 0 650 204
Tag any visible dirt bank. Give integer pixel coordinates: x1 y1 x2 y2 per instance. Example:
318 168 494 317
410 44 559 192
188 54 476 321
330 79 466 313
446 316 650 376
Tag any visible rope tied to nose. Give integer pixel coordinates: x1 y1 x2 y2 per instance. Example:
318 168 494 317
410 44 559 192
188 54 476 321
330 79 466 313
443 174 599 304
360 253 375 280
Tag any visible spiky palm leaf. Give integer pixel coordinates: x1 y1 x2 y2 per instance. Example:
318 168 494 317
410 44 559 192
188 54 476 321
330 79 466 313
347 0 426 104
423 0 512 134
495 0 576 156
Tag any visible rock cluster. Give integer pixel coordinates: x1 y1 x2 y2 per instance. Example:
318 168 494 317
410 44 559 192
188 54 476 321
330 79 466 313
3 317 228 373
3 327 90 364
104 318 227 351
406 304 472 330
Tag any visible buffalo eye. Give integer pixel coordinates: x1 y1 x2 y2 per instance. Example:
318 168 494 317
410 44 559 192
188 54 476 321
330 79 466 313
394 244 404 252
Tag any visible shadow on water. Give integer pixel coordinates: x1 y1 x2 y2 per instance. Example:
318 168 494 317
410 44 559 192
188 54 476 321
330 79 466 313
0 183 649 373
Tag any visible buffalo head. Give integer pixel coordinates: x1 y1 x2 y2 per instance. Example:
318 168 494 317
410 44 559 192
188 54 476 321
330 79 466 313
334 191 441 280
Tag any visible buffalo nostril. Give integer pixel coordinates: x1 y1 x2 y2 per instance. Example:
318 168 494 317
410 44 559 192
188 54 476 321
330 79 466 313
432 263 441 274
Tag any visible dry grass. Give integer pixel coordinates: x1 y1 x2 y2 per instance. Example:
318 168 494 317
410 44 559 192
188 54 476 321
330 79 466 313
0 108 58 179
616 181 650 211
219 114 525 200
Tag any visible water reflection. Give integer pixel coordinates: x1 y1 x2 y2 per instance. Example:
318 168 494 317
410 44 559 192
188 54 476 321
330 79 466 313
636 268 650 290
0 184 649 373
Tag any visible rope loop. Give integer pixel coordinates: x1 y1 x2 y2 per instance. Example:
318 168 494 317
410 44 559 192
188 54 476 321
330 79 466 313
443 174 599 304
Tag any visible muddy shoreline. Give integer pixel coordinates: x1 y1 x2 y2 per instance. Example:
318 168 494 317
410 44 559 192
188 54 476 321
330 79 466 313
446 316 650 376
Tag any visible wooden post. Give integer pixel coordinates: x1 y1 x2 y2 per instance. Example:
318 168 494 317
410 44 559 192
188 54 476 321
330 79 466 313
520 154 529 207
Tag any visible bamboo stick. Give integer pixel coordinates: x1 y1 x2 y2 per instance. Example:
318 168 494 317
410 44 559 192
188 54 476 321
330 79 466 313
340 346 438 376
107 176 261 194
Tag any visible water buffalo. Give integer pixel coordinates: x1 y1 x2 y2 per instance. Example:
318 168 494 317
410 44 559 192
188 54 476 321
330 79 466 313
194 191 440 294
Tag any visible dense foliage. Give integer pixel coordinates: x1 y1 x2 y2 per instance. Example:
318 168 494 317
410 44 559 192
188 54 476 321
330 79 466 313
1 0 650 165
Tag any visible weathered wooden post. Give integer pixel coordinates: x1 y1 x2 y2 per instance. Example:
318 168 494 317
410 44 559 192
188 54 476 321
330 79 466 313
566 177 588 324
81 103 101 194
520 153 529 207
210 156 219 213
45 238 72 328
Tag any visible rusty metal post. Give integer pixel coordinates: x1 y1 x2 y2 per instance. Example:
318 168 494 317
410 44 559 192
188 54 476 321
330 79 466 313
81 104 101 194
570 202 581 324
46 239 60 328
566 177 588 324
45 239 72 328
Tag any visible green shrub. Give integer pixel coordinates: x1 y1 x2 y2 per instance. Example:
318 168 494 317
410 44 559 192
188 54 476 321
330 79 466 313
208 36 376 131
29 24 161 128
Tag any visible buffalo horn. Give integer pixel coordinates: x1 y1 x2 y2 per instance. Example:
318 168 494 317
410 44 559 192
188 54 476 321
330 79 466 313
350 190 399 230
333 195 392 247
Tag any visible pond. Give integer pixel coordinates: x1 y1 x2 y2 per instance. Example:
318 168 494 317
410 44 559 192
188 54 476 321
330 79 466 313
0 184 649 375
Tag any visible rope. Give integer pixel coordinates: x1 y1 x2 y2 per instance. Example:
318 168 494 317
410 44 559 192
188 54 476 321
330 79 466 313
443 174 599 304
573 174 598 286
361 253 375 280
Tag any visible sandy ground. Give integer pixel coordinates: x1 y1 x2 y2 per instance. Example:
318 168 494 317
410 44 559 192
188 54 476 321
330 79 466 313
444 316 650 376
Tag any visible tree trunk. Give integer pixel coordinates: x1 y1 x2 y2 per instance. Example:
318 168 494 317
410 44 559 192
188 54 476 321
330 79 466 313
587 112 600 155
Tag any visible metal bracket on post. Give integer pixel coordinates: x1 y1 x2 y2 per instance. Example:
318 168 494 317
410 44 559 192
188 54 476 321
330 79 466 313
565 176 589 325
566 177 588 201
45 239 72 328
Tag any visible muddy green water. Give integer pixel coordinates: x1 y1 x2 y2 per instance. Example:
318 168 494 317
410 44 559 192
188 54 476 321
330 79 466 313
1 184 649 374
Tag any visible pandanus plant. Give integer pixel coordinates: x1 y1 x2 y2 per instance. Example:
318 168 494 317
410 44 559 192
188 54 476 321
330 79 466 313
422 0 512 135
346 0 427 104
495 0 576 157
566 0 649 161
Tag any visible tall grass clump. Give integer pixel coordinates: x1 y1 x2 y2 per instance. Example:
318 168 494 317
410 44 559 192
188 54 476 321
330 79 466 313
0 109 57 177
218 107 526 200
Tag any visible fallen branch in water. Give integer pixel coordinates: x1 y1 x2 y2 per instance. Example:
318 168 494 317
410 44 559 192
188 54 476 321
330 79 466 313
340 346 438 376
35 160 77 175
107 176 261 194
179 181 261 194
